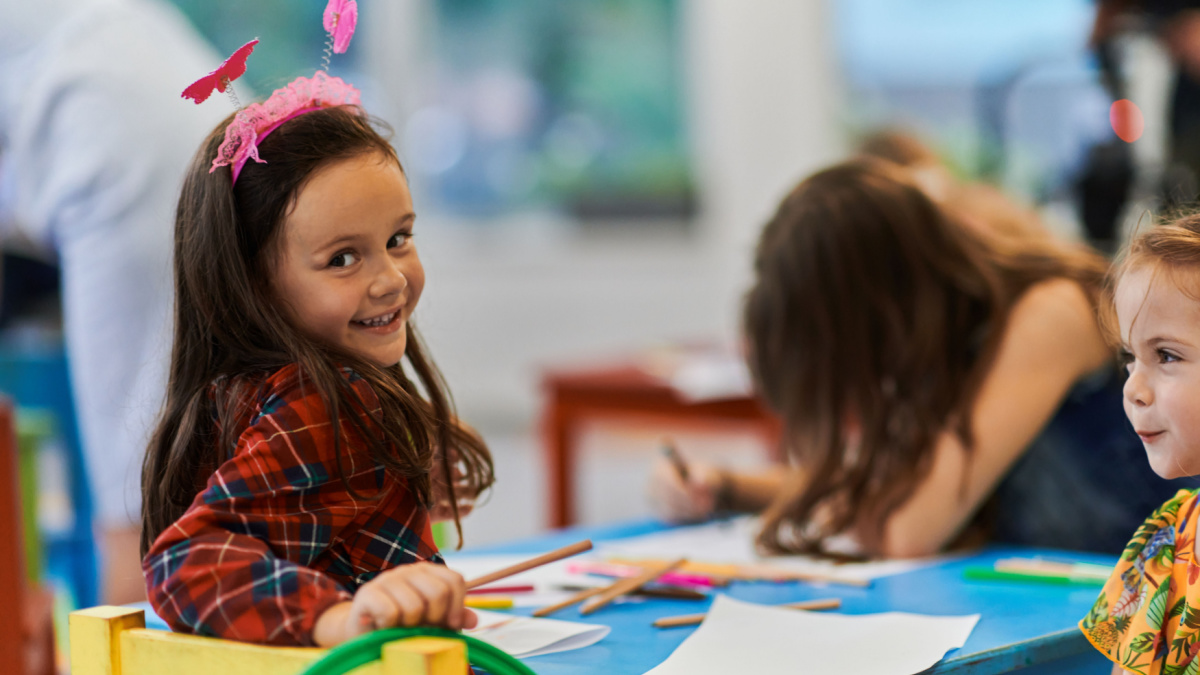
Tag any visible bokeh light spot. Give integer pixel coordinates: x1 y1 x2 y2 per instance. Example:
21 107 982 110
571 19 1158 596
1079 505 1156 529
1110 99 1144 143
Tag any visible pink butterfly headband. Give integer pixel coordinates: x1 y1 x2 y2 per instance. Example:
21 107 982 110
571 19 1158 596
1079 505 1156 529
182 0 361 185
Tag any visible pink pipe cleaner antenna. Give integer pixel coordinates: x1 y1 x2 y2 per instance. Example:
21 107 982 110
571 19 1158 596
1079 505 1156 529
323 0 359 69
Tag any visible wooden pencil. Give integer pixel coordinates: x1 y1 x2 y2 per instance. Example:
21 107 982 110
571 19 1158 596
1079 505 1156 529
464 539 593 590
532 585 609 617
579 558 688 616
652 597 842 628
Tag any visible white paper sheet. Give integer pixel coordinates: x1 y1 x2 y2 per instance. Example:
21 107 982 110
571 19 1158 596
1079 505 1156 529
600 517 947 583
465 609 611 658
645 596 978 675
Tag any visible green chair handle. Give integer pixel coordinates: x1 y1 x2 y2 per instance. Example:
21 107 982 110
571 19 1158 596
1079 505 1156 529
298 626 537 675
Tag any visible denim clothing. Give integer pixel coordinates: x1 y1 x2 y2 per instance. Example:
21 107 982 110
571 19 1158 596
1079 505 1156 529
987 366 1200 554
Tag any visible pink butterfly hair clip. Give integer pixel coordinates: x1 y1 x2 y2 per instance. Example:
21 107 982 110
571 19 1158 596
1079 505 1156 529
181 39 258 105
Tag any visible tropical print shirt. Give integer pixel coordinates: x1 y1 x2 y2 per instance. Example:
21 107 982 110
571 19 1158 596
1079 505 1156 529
142 364 442 646
1080 489 1200 675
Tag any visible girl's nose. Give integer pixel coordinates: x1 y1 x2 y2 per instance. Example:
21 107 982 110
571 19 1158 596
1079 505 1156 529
369 259 408 299
1123 367 1153 407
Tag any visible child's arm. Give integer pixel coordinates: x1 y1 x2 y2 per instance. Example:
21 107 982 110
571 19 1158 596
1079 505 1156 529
877 278 1112 557
143 373 448 646
311 561 477 647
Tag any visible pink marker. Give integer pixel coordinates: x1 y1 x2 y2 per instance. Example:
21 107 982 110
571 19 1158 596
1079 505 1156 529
567 561 717 588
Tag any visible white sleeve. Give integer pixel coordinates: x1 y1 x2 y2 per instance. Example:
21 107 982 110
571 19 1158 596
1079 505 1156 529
1 0 230 527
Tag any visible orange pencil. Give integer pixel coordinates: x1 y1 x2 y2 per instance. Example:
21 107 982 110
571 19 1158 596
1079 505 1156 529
579 558 687 616
652 597 842 628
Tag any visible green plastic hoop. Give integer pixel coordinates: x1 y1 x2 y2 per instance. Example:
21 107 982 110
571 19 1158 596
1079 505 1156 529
297 627 537 675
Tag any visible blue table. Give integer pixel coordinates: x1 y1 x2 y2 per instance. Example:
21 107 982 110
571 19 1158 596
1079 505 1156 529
458 520 1114 675
137 519 1115 673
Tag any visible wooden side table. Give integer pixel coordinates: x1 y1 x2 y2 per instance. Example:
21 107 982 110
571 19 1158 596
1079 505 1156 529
539 362 781 528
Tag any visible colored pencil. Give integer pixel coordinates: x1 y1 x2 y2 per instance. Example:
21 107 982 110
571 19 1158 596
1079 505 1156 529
962 566 1106 586
532 585 608 617
464 539 593 590
580 558 688 616
653 597 842 628
661 439 689 481
567 561 722 588
465 595 514 610
467 584 535 595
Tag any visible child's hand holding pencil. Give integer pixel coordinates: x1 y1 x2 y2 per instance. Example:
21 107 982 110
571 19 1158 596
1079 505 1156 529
648 439 726 524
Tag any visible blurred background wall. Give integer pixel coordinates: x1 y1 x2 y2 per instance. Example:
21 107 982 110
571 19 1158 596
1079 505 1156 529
111 0 1171 544
4 0 1178 614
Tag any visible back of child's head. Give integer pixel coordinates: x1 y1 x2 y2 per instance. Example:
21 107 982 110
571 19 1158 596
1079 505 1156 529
746 158 1106 555
142 104 493 556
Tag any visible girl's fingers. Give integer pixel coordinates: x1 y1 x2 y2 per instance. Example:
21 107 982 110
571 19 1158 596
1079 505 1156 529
462 607 479 630
434 566 469 630
405 565 465 628
377 575 428 627
351 585 400 634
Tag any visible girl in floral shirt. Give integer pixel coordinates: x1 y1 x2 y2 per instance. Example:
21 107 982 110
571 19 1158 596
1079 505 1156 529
1081 214 1200 674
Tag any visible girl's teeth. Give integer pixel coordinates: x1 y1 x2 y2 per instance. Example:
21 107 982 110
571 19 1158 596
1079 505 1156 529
358 312 395 327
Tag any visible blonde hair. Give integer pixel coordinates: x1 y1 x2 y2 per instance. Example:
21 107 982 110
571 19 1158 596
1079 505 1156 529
1101 213 1200 346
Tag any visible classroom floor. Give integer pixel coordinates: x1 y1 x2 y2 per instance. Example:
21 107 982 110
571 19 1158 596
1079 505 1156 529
458 421 771 548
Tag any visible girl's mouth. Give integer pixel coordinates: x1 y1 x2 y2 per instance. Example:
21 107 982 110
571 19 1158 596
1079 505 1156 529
352 309 401 332
1137 430 1165 443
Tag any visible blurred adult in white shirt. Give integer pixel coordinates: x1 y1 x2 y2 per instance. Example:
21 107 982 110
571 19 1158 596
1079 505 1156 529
0 0 228 603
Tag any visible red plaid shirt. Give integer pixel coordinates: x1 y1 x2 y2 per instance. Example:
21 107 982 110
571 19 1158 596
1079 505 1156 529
143 364 442 646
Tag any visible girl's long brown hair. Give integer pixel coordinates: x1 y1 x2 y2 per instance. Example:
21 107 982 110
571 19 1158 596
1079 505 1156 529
745 159 1106 556
141 106 493 556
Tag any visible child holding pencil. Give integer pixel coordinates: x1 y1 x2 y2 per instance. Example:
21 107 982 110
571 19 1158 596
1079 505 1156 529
649 158 1189 558
139 5 493 647
1081 216 1200 674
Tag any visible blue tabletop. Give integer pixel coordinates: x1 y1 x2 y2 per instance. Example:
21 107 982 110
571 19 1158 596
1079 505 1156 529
455 519 1116 675
133 519 1116 673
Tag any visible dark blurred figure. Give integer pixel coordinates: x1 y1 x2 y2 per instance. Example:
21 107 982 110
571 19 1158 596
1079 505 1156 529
1090 0 1200 247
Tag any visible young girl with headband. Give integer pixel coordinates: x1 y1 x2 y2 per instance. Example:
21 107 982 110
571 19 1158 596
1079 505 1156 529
140 4 493 647
1082 215 1200 674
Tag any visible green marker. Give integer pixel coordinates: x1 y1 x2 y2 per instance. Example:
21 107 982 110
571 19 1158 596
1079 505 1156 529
962 566 1107 586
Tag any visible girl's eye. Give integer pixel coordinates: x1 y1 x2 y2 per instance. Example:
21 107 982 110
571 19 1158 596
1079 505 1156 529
388 232 413 249
329 251 358 268
1158 348 1181 364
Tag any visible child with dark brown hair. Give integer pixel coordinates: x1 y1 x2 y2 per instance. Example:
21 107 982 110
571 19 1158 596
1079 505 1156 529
140 12 492 648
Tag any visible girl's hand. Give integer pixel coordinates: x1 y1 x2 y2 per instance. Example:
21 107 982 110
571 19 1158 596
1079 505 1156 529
312 562 478 647
647 456 725 524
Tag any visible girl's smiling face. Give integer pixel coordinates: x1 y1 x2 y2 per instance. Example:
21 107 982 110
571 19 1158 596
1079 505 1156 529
272 151 423 367
1116 265 1200 479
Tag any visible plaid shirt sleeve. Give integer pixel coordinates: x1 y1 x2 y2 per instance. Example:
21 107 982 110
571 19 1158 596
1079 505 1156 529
143 367 394 646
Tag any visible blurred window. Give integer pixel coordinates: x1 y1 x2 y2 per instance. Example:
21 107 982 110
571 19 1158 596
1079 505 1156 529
170 0 694 223
412 0 694 220
834 0 1110 203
